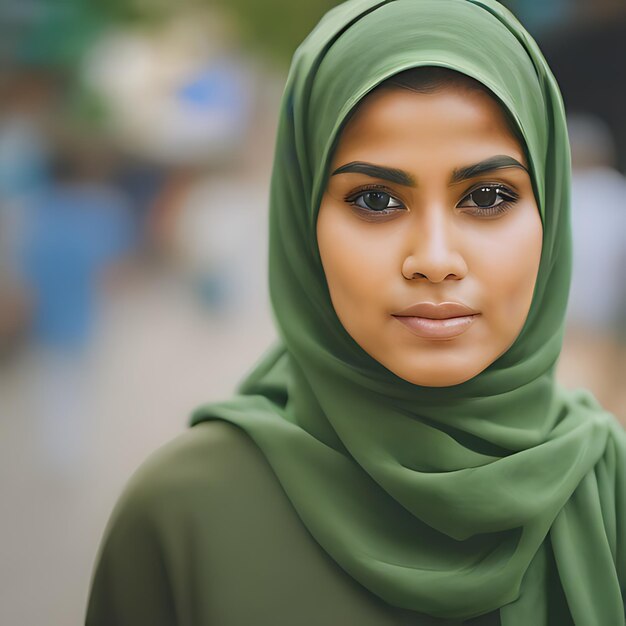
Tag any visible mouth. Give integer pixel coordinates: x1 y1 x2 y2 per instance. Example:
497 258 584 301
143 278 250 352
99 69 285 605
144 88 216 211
391 313 480 340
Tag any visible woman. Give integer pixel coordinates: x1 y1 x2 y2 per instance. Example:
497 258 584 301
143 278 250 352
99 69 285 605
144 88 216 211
85 1 625 624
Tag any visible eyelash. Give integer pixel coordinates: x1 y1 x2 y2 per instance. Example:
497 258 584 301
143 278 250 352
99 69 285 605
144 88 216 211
344 183 520 219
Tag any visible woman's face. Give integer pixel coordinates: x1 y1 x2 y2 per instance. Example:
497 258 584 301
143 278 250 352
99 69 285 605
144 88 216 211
316 84 543 387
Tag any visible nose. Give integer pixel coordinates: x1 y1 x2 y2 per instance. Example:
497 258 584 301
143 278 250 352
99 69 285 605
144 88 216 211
401 207 468 282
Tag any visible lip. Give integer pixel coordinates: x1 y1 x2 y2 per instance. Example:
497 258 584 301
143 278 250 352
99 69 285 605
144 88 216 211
391 301 480 340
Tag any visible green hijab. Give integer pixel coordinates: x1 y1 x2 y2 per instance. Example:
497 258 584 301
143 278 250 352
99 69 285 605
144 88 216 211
191 0 625 623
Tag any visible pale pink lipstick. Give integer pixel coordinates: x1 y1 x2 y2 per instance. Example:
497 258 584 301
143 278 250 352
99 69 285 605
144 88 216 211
391 301 480 340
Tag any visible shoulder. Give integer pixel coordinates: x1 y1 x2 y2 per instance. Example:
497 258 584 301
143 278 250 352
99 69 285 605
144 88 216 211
114 420 269 522
88 422 273 596
130 419 262 482
87 421 263 625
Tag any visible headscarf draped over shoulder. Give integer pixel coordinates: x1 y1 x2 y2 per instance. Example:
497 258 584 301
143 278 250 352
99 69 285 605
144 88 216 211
192 1 626 623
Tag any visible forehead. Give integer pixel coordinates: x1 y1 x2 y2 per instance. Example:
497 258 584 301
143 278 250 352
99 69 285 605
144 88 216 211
331 86 526 166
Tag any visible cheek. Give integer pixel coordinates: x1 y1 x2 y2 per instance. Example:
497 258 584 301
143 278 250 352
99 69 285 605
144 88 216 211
317 208 396 316
476 210 542 331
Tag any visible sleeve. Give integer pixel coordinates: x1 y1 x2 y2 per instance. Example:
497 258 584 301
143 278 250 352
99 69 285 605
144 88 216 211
85 468 178 626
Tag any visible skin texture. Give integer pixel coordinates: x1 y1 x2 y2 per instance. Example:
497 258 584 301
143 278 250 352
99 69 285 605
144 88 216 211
316 85 543 387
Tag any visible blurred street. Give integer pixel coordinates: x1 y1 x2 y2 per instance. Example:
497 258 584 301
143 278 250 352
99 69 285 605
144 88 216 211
0 258 276 625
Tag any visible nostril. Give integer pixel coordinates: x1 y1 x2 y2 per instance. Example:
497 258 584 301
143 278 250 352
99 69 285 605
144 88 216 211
402 270 462 281
405 272 427 280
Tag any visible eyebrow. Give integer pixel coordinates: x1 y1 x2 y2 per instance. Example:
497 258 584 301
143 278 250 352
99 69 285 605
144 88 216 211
331 155 528 186
451 155 529 183
331 161 416 186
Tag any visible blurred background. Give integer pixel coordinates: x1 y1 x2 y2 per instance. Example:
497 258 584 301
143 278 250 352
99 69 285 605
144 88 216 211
0 0 624 623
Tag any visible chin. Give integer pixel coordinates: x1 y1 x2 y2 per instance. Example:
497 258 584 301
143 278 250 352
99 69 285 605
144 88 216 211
389 360 486 388
405 373 477 388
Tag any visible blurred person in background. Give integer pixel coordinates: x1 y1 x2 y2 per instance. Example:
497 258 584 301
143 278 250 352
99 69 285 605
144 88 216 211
539 10 626 176
168 171 269 314
557 113 626 422
15 137 134 472
0 70 56 356
18 139 133 350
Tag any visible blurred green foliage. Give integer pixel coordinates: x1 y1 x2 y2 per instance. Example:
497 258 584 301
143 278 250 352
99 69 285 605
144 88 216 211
92 0 343 65
1 0 108 69
213 0 343 64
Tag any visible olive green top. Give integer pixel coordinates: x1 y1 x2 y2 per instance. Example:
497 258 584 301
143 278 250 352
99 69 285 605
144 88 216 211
85 421 518 625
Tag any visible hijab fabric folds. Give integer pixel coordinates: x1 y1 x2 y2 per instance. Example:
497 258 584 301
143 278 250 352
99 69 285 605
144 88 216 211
190 1 626 623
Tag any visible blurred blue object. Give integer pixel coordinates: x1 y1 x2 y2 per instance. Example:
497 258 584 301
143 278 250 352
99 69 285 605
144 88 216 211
179 61 247 112
18 181 133 348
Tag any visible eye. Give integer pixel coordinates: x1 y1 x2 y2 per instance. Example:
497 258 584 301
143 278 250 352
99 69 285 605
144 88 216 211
346 186 405 213
457 184 519 216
